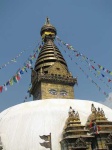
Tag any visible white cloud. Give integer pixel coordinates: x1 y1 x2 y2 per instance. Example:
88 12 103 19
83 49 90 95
100 92 112 109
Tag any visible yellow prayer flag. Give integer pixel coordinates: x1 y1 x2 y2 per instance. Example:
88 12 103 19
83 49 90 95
9 79 13 86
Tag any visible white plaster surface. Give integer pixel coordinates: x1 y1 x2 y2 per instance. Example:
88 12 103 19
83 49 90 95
0 99 112 150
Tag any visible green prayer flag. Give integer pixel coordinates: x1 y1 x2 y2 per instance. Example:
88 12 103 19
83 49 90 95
100 66 103 69
97 71 100 74
110 72 112 75
13 76 18 83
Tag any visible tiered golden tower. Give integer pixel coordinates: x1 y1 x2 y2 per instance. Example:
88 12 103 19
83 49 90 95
86 104 112 150
61 107 93 150
61 105 112 150
30 18 77 100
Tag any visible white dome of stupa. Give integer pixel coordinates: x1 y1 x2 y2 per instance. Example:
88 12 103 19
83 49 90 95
0 99 112 150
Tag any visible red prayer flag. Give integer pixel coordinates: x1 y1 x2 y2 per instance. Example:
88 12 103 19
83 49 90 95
16 75 20 81
0 86 3 93
34 53 36 58
91 65 95 69
76 54 79 57
108 79 112 82
39 45 42 49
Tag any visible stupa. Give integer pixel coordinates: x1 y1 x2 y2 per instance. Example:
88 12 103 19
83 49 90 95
0 18 112 150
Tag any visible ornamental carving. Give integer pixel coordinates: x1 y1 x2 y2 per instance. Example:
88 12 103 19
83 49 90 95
86 104 107 126
91 104 106 120
106 133 112 144
74 137 87 148
68 106 80 121
48 62 70 76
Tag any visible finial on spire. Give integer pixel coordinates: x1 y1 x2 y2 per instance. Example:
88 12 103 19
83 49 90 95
46 17 50 24
40 18 57 41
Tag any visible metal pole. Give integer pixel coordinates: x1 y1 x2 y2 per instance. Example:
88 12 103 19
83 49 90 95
50 133 52 150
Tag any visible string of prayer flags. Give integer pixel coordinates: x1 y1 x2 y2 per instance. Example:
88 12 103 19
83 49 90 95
56 36 112 77
57 41 112 89
0 40 41 71
0 49 26 70
57 42 109 97
24 83 32 102
78 55 112 90
74 61 109 97
56 36 112 83
0 44 42 94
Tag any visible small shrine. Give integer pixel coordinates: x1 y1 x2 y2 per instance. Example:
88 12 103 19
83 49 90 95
61 107 93 150
86 104 112 150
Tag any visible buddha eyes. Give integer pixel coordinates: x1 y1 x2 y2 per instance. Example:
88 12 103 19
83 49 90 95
60 90 68 96
49 89 57 95
49 89 68 96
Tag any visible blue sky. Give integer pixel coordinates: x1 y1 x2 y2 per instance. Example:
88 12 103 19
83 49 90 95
0 0 112 111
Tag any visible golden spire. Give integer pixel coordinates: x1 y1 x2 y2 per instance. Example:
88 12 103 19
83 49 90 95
40 17 57 41
30 18 77 100
35 18 68 74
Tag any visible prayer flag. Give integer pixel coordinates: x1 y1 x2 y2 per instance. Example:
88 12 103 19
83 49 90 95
9 79 13 86
16 74 21 81
40 142 51 148
100 66 103 69
20 70 24 74
98 64 100 68
110 72 112 75
34 53 36 58
108 79 112 82
97 71 100 75
76 54 79 57
0 86 3 93
3 85 7 91
39 133 51 149
6 81 10 86
13 76 18 83
101 74 105 77
91 66 94 69
40 135 50 141
29 59 33 64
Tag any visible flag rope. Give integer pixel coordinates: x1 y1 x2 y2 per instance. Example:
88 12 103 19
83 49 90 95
56 40 109 97
0 43 43 93
0 39 41 71
56 36 112 80
56 41 112 90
